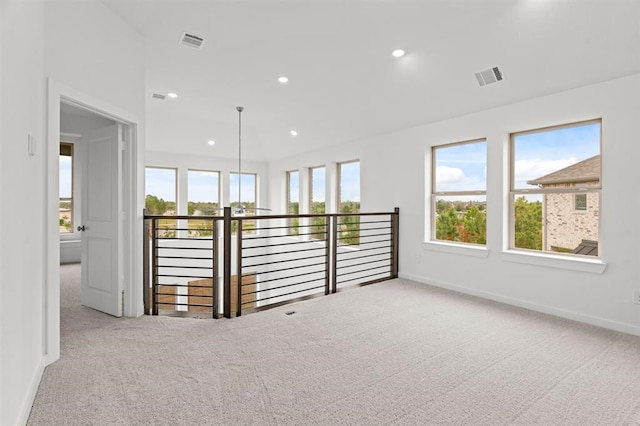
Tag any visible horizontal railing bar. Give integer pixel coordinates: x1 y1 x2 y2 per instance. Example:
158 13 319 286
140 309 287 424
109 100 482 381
243 261 327 276
337 231 391 239
241 230 327 241
242 239 329 250
242 246 327 259
336 251 392 262
154 284 213 290
243 276 325 295
155 246 214 251
336 244 392 255
157 303 214 308
337 264 390 277
336 227 391 235
156 265 213 270
242 283 325 303
336 258 391 269
250 269 326 286
243 255 328 269
242 223 326 232
157 274 214 279
338 237 391 246
155 236 216 241
337 271 390 285
147 211 396 222
337 219 392 225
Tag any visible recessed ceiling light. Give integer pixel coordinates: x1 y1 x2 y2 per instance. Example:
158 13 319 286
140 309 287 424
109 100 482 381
290 130 298 136
167 92 178 98
392 49 405 58
278 76 289 84
207 140 215 146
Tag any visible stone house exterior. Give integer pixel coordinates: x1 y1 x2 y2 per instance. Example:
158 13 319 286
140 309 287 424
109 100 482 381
527 155 600 254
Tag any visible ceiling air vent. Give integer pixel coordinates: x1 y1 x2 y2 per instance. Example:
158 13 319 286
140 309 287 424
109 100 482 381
152 93 166 100
475 66 503 87
179 32 205 49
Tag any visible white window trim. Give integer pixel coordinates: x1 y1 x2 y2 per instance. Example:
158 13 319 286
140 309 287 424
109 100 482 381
423 240 489 258
509 119 602 259
430 139 487 246
502 249 607 274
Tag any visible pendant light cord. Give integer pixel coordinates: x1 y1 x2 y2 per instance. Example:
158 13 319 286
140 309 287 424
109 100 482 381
237 106 243 209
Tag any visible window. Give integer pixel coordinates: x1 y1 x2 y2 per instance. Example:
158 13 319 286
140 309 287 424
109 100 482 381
188 170 219 236
432 140 487 245
145 167 177 236
59 143 73 234
230 172 257 232
337 160 361 245
575 194 587 211
510 120 601 256
309 166 326 239
145 167 177 215
286 170 300 235
230 172 257 213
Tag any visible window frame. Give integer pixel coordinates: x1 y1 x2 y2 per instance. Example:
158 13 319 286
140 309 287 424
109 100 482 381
187 169 220 216
144 166 178 216
509 119 602 257
431 138 487 246
286 170 300 236
230 171 258 216
59 142 75 238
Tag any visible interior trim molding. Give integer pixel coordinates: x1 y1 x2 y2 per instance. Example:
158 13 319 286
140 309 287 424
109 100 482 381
398 272 640 337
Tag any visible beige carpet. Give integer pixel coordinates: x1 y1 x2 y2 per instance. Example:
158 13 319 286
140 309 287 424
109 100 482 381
28 263 640 425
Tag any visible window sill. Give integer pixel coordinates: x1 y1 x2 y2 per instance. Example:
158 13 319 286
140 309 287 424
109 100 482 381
501 250 607 274
422 241 489 258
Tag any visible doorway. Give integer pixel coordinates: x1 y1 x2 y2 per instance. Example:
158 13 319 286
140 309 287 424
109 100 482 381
45 79 143 365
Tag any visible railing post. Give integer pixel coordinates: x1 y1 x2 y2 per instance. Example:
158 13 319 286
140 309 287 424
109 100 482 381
151 217 158 316
331 214 338 293
236 218 243 317
223 207 232 318
324 215 331 295
391 207 400 278
212 218 219 319
143 209 150 315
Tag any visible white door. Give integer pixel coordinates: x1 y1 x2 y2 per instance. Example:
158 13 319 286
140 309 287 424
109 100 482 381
79 124 123 317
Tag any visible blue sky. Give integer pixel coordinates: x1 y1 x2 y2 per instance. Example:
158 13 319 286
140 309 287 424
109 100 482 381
435 122 600 192
339 161 360 202
188 170 219 203
288 171 299 202
434 140 487 192
311 167 326 202
230 172 256 203
59 157 72 198
513 122 600 188
145 168 176 201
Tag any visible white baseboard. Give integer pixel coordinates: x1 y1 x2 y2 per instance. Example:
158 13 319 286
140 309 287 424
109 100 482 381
16 363 45 426
399 272 640 337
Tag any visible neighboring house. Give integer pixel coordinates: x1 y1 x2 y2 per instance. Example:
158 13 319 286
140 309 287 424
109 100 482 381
527 155 600 254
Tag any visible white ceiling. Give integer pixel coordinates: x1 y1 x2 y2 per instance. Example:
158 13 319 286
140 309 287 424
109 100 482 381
100 0 640 162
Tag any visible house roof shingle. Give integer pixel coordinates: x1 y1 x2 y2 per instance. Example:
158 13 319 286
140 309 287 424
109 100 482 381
527 155 600 186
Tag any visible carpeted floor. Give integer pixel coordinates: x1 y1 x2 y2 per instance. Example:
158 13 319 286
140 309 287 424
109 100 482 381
28 263 640 425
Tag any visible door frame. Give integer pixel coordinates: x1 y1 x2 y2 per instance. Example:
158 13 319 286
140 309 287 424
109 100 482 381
44 79 144 365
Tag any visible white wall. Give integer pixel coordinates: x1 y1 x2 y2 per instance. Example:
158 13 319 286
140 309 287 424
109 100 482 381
0 2 46 425
268 73 640 336
0 1 146 424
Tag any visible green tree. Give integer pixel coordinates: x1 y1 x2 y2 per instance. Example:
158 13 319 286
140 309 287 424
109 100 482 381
462 206 486 244
435 199 452 215
436 207 460 241
145 194 168 215
514 196 542 250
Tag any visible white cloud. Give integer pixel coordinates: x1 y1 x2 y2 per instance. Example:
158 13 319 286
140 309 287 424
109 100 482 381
436 166 465 185
514 157 578 184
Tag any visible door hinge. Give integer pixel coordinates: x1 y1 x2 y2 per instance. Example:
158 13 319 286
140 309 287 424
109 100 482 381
121 290 125 314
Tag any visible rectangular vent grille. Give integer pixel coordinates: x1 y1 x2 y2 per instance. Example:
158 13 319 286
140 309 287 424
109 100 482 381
180 32 205 49
475 66 504 87
152 93 166 100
